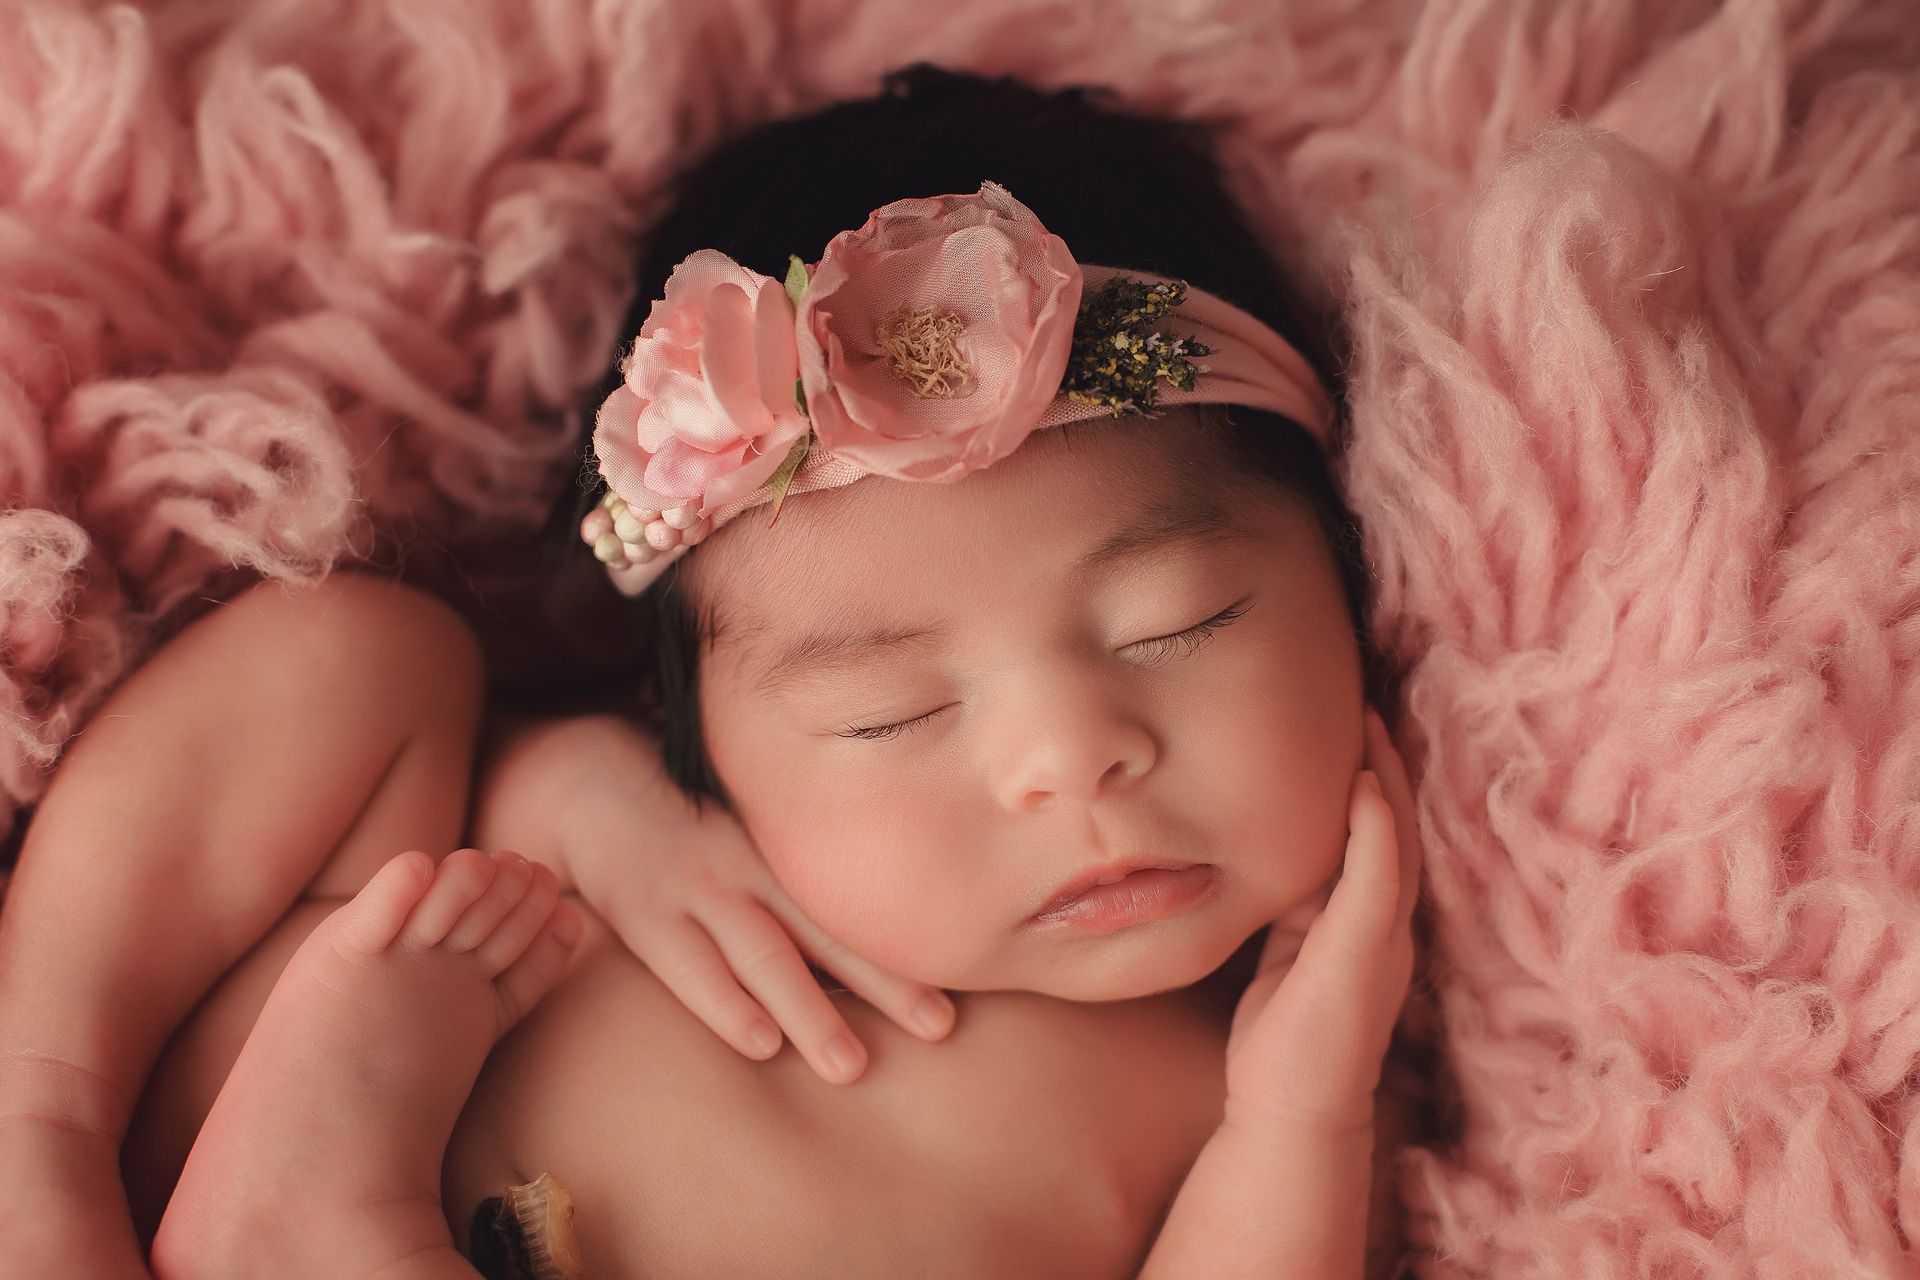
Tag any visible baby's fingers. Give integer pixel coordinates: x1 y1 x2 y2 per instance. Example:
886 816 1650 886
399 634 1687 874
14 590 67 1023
765 892 957 1044
696 896 872 1085
634 912 788 1064
1362 706 1423 938
1320 768 1403 963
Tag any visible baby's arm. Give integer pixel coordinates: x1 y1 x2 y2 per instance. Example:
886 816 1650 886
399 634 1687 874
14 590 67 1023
0 573 485 1272
1140 1112 1377 1279
465 711 698 893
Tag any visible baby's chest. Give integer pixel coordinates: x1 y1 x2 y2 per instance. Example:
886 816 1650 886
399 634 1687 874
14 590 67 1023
446 933 1230 1278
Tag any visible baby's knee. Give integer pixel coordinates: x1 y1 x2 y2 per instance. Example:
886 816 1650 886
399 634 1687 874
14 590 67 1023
216 572 484 720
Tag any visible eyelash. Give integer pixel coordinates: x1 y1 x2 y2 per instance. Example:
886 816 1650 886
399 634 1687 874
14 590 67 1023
834 598 1255 742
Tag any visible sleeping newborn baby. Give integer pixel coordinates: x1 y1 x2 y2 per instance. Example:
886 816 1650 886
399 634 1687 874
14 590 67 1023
0 88 1426 1280
130 391 1422 1277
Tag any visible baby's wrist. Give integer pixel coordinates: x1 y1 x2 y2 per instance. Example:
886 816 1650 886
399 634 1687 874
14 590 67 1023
1223 1090 1378 1139
552 715 706 880
1225 1109 1372 1153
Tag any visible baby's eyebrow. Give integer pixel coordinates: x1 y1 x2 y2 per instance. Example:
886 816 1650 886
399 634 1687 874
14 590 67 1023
1072 488 1253 580
749 489 1258 698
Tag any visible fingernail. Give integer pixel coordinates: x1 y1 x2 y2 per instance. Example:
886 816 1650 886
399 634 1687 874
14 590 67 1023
912 992 955 1037
746 1021 780 1057
824 1033 864 1080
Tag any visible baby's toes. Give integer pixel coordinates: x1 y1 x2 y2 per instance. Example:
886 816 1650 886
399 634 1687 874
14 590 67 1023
441 852 535 954
471 861 562 977
397 849 498 951
328 851 437 956
494 899 585 1032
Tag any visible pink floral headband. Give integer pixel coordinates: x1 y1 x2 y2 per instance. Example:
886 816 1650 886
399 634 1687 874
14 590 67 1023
582 181 1335 597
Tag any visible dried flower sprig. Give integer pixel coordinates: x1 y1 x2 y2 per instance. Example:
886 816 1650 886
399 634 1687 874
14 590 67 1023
1061 277 1211 416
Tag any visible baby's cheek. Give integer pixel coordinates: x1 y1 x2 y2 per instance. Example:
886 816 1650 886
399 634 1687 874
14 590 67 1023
1197 769 1340 922
769 841 911 946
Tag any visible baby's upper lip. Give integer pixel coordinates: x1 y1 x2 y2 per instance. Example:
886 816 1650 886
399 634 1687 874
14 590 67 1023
1029 858 1202 921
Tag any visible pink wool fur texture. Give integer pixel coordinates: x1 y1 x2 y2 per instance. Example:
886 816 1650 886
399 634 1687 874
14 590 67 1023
4 0 1920 1275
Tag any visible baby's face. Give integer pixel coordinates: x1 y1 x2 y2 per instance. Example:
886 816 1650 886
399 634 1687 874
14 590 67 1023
688 409 1364 1001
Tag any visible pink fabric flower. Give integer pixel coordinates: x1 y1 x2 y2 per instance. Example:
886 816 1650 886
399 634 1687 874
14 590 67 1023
795 182 1083 482
592 249 809 514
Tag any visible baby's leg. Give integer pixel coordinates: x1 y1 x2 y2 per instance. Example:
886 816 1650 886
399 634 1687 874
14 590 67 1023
0 572 484 1278
151 849 581 1280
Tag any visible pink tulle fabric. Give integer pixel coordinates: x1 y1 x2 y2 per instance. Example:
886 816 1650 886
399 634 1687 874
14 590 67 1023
4 1 1919 1274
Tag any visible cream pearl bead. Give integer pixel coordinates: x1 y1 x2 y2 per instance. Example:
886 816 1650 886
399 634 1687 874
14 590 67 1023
660 504 698 530
611 510 645 543
592 532 625 563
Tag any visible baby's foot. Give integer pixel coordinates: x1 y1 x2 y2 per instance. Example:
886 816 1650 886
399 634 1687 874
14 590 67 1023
150 849 582 1280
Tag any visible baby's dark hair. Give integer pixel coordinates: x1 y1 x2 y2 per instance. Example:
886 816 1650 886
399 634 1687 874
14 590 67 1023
514 63 1387 814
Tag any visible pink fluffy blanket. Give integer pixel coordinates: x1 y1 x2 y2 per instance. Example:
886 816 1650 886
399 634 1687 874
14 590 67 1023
5 1 1919 1274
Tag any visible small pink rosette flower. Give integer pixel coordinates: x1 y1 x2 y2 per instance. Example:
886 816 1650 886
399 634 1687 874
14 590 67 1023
794 181 1083 482
592 249 810 520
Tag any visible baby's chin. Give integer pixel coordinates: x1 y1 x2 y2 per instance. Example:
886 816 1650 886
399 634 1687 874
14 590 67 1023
1002 919 1255 1004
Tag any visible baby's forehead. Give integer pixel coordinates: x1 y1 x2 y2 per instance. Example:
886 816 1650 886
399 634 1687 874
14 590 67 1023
689 406 1274 638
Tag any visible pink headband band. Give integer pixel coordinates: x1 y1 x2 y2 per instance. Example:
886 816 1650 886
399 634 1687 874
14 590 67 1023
583 181 1335 597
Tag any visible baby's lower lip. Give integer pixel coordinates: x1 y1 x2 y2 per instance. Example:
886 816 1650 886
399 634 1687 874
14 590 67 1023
1026 865 1219 932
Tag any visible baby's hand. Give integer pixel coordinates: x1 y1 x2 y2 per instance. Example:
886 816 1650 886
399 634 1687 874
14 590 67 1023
574 814 956 1084
1223 705 1422 1134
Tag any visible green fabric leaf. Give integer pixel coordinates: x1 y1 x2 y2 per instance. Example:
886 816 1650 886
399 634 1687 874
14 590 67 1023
765 429 813 526
785 258 812 418
785 255 809 309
